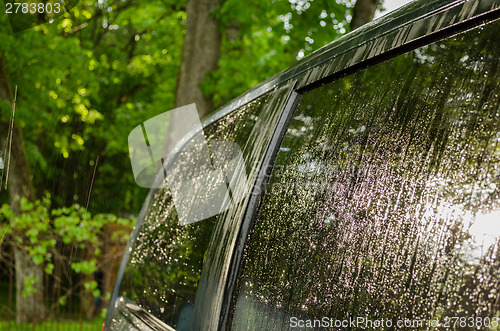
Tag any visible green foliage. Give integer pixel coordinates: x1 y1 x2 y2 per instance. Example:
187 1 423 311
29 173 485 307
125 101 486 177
22 277 38 297
84 279 100 297
204 0 352 108
0 0 355 213
0 195 135 299
1 0 184 212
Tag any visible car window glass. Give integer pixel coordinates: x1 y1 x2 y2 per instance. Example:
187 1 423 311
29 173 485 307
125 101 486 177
115 85 291 330
231 20 500 330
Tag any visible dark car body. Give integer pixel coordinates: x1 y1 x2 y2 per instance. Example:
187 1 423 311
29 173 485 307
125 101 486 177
105 0 500 329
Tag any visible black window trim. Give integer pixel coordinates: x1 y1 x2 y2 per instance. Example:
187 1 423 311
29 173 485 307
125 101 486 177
295 0 500 93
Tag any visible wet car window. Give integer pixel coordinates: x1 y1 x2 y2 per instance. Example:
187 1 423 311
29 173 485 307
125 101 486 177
231 21 500 330
115 85 291 330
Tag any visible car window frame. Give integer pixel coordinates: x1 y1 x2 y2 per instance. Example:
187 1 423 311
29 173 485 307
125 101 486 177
105 82 298 330
188 81 298 330
105 0 500 329
220 2 500 330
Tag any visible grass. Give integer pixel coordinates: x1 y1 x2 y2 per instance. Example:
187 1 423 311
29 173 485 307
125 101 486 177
0 318 103 331
0 281 104 330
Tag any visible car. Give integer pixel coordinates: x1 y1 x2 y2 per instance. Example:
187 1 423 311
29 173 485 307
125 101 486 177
104 0 500 329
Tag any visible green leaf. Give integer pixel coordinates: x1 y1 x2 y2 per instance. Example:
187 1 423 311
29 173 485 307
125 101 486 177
22 277 37 297
20 201 34 212
32 255 43 265
45 263 54 275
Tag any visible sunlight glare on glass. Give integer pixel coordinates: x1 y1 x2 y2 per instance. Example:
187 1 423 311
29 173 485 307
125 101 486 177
468 210 500 252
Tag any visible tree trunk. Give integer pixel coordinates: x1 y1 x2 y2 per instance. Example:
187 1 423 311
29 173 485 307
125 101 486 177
13 247 46 323
161 0 224 168
350 0 380 31
1 53 46 323
174 0 224 120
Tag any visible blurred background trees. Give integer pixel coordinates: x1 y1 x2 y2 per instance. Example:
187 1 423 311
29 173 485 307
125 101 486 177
0 0 381 325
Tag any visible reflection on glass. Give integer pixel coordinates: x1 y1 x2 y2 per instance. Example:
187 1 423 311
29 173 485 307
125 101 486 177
116 85 291 330
232 21 500 330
